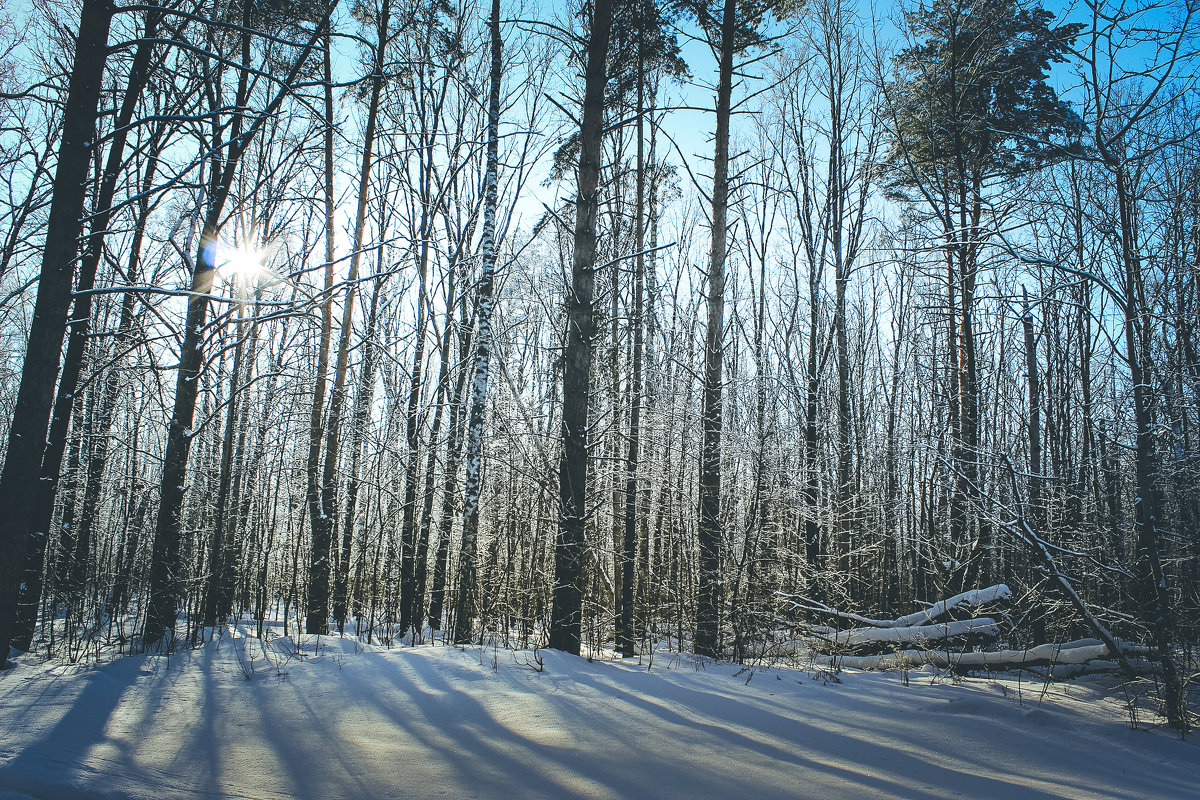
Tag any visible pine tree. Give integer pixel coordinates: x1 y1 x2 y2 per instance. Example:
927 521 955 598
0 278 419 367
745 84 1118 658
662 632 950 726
549 0 615 655
883 0 1080 592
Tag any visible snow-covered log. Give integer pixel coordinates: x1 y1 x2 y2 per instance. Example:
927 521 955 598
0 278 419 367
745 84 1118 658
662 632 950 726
1025 659 1160 680
817 638 1155 672
817 618 1002 648
997 459 1142 680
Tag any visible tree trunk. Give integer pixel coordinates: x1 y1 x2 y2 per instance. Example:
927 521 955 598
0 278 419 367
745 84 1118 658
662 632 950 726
618 37 646 659
398 235 432 638
0 0 114 667
429 306 473 632
1110 160 1189 732
333 277 382 633
1022 286 1042 518
303 32 338 638
549 0 614 655
454 0 502 645
307 2 385 635
201 292 252 628
695 0 737 658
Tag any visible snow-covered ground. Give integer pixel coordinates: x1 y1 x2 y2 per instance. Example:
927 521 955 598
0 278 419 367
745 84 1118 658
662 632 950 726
1 627 1195 799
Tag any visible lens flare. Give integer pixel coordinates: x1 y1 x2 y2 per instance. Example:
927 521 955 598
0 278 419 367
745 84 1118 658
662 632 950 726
216 241 265 284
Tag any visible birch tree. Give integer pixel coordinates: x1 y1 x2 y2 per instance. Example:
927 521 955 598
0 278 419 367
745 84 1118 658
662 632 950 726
452 0 503 645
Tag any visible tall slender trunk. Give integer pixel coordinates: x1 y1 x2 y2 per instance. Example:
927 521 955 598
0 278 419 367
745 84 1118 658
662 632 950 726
956 201 984 591
201 292 252 627
429 305 473 631
303 33 338 638
883 276 908 610
453 0 503 645
307 2 386 635
549 0 613 655
0 0 114 667
803 282 823 579
398 238 432 637
618 39 646 659
113 425 146 617
226 302 263 616
55 391 88 621
333 276 382 633
695 0 737 658
145 4 333 644
1022 286 1042 519
943 230 962 593
829 79 854 592
1110 159 1189 732
410 260 462 637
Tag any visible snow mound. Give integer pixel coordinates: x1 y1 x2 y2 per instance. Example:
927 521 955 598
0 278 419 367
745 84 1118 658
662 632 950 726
926 696 1011 716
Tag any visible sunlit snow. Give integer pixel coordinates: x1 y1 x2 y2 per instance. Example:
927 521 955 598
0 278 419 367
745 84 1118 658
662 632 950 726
0 625 1195 799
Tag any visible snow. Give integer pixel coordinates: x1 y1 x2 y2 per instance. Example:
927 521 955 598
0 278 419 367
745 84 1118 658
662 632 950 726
820 618 1002 647
0 627 1195 800
779 584 1011 633
893 585 1012 627
818 638 1150 672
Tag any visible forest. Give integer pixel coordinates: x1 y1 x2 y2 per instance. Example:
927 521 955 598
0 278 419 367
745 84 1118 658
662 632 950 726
0 0 1196 738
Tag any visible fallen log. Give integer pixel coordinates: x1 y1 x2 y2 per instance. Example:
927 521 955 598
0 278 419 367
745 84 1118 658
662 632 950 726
815 617 1002 649
815 638 1155 673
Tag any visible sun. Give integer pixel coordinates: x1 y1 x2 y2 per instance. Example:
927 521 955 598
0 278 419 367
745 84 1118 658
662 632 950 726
215 241 267 286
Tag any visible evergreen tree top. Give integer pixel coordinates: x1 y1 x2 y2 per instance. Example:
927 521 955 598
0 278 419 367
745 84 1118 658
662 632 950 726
884 0 1083 193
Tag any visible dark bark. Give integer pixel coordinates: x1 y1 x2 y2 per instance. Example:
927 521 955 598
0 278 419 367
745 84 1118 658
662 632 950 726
303 32 338 638
1110 159 1189 732
1022 286 1042 518
618 39 646 659
695 0 737 658
333 278 382 633
0 0 114 667
307 2 384 635
549 0 614 655
428 308 473 631
201 294 252 628
398 238 431 637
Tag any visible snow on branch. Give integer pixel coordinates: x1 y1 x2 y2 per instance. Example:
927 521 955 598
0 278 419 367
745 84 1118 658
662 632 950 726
893 585 1012 627
777 584 1011 630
